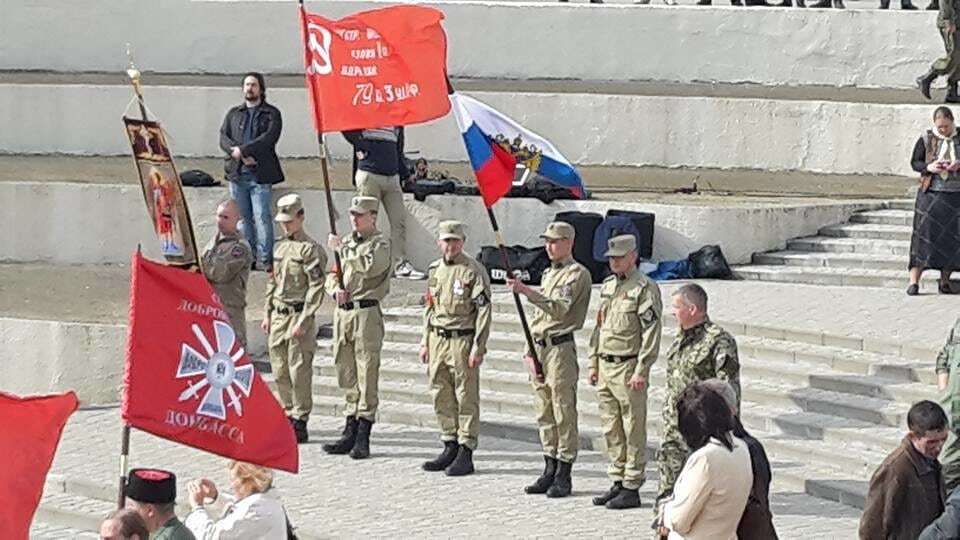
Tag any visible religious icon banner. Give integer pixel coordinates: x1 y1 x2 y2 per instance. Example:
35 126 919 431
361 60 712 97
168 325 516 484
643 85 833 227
123 117 198 266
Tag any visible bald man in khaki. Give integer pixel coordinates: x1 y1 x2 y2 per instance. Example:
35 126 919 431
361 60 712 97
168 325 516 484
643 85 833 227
202 199 253 347
507 221 592 499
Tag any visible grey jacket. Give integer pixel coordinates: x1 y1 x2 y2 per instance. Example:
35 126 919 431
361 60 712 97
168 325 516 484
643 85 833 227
922 488 960 540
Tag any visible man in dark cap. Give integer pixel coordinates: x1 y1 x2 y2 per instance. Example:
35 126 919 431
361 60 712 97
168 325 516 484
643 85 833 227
125 468 195 540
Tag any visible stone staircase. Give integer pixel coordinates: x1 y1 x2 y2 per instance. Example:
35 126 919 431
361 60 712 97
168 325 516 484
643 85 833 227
734 200 931 289
284 289 937 510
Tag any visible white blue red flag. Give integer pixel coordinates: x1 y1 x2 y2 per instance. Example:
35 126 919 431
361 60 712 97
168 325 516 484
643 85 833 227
450 93 585 208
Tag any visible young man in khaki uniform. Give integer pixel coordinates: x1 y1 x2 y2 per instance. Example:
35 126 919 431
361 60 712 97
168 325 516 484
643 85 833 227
202 199 253 347
507 221 592 498
262 193 327 443
321 196 392 460
587 234 663 510
419 221 492 476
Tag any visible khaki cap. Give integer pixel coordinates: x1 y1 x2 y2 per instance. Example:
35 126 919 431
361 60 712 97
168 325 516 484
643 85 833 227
349 196 379 215
540 221 575 241
274 193 303 222
604 234 637 258
438 220 465 240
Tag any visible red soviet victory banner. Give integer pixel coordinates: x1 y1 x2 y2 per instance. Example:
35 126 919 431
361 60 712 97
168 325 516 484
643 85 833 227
0 391 78 540
300 3 451 132
121 252 298 473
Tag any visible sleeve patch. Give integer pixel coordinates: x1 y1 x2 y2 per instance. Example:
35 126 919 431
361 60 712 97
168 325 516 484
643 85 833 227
231 245 245 258
474 292 489 307
640 308 657 325
308 265 323 280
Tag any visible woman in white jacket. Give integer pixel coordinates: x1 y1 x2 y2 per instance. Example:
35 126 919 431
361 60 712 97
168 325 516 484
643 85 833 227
184 461 289 539
657 384 753 540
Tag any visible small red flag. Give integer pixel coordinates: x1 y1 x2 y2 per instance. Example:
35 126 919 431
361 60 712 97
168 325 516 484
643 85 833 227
0 391 78 539
300 4 451 132
121 252 298 473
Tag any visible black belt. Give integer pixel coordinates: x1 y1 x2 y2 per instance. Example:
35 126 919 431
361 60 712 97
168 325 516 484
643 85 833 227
272 302 304 315
430 326 476 339
534 333 574 348
339 299 379 311
600 354 636 364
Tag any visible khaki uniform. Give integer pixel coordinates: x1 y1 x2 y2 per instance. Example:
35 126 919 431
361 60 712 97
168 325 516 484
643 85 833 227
932 0 960 84
265 229 327 421
422 252 492 450
201 231 253 347
325 229 391 422
657 319 740 500
588 268 663 490
938 317 960 493
526 257 592 463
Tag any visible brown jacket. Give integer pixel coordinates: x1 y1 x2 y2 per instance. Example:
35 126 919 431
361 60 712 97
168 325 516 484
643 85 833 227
859 437 946 540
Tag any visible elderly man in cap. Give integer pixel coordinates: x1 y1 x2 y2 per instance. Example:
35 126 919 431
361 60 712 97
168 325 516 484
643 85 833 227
587 234 663 510
419 220 492 476
507 221 592 498
201 199 253 346
262 193 327 443
322 196 392 460
125 468 195 539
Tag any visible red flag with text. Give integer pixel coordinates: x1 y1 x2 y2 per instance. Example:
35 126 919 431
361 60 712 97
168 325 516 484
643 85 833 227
300 4 451 132
0 391 78 540
121 252 298 473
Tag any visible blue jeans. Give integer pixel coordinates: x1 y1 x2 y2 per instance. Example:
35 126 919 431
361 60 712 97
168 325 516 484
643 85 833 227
229 172 274 266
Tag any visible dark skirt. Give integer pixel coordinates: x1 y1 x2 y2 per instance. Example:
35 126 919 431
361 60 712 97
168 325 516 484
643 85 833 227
910 189 960 270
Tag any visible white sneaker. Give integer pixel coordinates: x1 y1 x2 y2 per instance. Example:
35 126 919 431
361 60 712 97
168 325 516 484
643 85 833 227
395 261 426 280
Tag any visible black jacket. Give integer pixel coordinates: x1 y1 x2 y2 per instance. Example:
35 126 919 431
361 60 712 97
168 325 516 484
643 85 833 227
343 127 408 180
736 425 778 540
219 101 284 185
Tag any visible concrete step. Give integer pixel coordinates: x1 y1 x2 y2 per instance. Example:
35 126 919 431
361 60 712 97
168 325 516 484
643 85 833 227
35 490 113 534
752 250 904 271
886 200 916 211
849 209 914 227
786 236 910 256
731 265 937 289
819 223 911 242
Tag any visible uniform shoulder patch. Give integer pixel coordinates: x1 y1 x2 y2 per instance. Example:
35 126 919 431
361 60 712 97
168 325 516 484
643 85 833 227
231 245 246 258
308 265 324 281
640 307 658 325
474 292 489 306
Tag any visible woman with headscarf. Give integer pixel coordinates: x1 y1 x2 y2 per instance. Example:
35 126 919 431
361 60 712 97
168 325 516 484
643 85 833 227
908 106 960 295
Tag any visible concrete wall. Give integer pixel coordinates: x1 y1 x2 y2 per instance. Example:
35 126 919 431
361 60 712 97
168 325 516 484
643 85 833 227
1 0 939 89
0 83 933 176
0 318 124 404
0 181 875 269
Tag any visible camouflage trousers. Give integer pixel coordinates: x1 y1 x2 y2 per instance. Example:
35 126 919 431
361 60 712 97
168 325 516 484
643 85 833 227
656 421 689 501
932 24 960 83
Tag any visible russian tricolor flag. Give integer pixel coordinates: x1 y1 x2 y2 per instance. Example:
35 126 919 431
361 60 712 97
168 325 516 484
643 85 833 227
450 93 586 208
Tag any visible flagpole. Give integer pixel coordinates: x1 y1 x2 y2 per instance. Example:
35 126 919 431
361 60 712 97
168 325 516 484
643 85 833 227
485 207 544 381
117 424 131 508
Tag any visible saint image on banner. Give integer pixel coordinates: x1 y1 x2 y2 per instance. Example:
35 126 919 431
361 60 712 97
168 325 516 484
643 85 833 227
124 117 198 266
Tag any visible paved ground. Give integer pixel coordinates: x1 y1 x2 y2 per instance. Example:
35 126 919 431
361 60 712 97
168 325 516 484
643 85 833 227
3 264 954 356
37 408 861 538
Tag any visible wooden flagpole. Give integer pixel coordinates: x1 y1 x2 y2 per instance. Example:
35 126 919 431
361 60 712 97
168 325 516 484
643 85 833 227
300 0 345 288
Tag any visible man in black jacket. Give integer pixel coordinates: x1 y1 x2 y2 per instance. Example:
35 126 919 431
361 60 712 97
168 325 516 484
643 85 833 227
343 127 424 279
219 72 284 271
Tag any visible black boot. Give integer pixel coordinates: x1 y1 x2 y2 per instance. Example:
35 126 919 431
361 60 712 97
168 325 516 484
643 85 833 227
918 70 937 100
322 416 358 454
833 0 845 7
901 0 918 8
696 0 711 4
524 456 558 494
796 0 805 6
444 445 475 476
592 481 623 506
292 418 309 444
810 0 832 6
879 0 891 7
348 417 372 460
947 82 960 103
546 460 573 498
422 441 459 471
605 487 641 509
778 0 792 6
928 0 940 9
